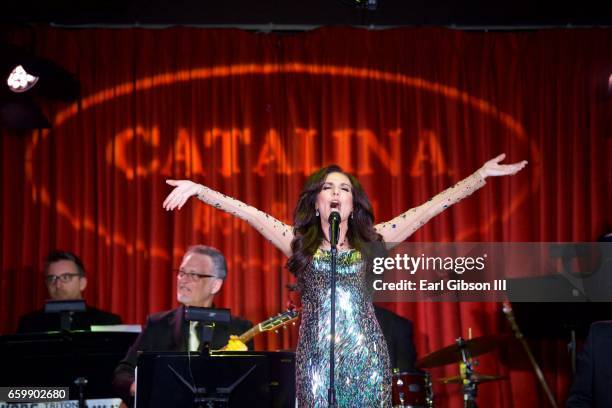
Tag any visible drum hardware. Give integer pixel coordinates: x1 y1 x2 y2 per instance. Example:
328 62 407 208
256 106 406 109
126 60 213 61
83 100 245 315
416 334 509 408
455 337 479 408
415 334 508 369
436 372 505 384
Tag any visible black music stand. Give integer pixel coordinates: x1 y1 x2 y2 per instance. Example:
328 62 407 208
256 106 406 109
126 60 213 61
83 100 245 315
214 351 296 408
44 299 86 331
184 306 231 353
0 331 138 399
135 352 270 408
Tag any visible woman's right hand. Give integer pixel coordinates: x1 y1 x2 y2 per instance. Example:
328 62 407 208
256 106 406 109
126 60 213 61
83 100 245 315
163 180 203 210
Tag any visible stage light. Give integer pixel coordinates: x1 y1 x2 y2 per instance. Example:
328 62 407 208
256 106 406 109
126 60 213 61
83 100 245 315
7 59 80 101
0 43 79 129
7 64 39 93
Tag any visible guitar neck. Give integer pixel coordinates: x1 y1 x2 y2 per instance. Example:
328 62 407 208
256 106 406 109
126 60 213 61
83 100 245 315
237 324 263 344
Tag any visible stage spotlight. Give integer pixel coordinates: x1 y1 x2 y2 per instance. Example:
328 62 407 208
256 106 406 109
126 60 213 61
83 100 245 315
7 64 39 93
6 58 80 101
0 44 80 129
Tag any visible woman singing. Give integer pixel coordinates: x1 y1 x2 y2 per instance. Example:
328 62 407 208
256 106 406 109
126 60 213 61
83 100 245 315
162 153 527 407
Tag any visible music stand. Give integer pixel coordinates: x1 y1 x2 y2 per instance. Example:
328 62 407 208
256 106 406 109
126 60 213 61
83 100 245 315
184 306 231 353
135 352 270 408
0 331 138 399
44 299 86 331
214 351 296 408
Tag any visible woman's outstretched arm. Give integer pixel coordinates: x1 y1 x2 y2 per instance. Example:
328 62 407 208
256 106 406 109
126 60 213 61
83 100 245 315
163 180 294 257
375 154 527 245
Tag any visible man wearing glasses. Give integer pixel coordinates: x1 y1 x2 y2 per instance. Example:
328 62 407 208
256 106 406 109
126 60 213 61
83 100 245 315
112 245 253 406
16 250 122 333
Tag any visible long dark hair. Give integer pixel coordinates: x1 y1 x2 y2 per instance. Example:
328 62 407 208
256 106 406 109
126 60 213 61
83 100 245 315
286 165 383 277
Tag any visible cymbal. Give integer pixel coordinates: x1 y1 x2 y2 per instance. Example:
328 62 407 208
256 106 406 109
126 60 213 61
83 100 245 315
416 335 509 369
437 373 506 384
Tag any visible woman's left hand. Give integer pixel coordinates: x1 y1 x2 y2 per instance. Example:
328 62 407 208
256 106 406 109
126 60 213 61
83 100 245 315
478 153 528 179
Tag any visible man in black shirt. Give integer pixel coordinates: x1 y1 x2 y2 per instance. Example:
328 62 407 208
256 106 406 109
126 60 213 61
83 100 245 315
17 250 122 333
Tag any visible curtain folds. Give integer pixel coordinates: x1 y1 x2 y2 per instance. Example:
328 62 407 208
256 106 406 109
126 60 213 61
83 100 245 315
1 26 611 407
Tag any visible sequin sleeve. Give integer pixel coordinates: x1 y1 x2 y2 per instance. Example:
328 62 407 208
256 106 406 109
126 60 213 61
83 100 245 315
375 171 486 245
196 185 294 256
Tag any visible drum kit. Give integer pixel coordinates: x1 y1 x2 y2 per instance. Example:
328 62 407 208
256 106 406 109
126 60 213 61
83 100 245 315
391 334 508 408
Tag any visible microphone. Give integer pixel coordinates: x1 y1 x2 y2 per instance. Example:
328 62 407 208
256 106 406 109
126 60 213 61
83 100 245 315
328 211 341 247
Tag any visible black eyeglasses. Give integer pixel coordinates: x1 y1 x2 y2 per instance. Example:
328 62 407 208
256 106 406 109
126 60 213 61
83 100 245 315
44 273 81 284
175 269 217 282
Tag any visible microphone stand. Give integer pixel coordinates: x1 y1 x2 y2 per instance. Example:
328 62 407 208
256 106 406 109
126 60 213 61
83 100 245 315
456 338 478 408
327 220 339 408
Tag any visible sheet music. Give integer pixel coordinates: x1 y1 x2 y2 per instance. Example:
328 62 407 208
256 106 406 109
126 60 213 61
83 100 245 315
90 324 142 333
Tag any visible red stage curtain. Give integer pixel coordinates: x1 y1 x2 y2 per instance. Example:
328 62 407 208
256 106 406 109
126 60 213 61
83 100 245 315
1 26 611 407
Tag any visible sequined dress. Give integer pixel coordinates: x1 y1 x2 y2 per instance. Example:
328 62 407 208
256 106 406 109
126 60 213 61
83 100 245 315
193 170 487 406
296 248 391 407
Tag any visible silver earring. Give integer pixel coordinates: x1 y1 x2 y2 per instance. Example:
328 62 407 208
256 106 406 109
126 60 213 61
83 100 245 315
350 212 354 219
315 209 320 217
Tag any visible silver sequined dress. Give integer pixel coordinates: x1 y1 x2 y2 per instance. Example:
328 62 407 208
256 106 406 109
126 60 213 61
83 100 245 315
193 170 487 406
296 248 391 407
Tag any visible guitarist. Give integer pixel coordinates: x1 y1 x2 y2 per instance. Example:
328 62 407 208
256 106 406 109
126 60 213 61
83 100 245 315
112 245 253 407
